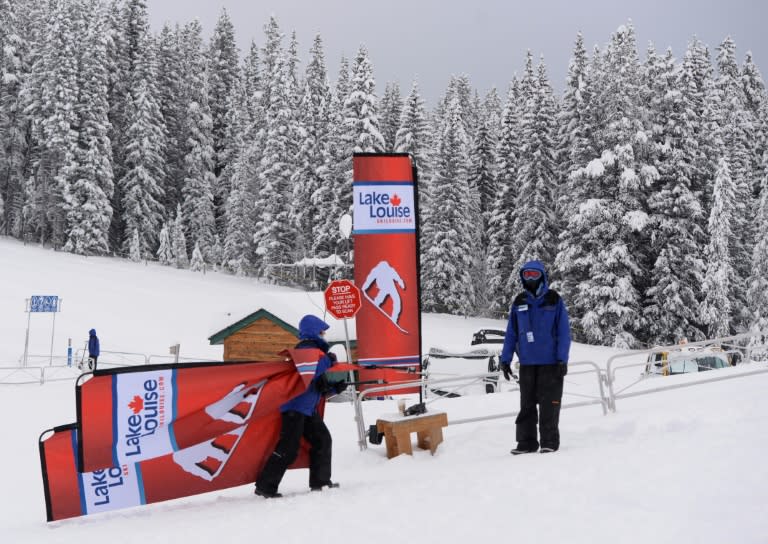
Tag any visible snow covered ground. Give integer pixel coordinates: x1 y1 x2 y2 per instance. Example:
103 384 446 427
1 236 767 543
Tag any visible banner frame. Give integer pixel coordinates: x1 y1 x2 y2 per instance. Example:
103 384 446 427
39 423 79 523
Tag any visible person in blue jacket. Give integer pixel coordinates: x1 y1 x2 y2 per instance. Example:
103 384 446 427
255 314 346 498
87 329 100 370
499 260 571 454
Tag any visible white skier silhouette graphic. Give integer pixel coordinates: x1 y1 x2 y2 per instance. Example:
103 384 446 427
362 260 408 334
172 380 265 481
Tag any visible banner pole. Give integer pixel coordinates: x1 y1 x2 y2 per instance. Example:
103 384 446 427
343 317 355 403
412 162 424 408
337 213 356 402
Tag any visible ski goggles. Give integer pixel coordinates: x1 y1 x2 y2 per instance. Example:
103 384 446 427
522 269 542 280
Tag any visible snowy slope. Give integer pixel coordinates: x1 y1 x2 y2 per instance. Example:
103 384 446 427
1 236 767 543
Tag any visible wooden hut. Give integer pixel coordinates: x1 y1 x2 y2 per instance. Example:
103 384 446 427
208 307 357 362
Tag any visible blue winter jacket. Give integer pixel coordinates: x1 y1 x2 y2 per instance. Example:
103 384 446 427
281 316 335 416
500 260 571 366
88 329 100 358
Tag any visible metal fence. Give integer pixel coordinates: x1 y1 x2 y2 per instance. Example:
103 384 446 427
604 332 768 412
6 333 768 453
352 360 609 450
0 349 221 385
351 332 768 450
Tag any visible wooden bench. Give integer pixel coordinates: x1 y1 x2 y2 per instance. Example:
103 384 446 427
376 412 448 459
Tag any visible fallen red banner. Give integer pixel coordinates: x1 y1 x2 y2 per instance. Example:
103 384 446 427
76 360 301 473
40 357 349 521
40 410 289 522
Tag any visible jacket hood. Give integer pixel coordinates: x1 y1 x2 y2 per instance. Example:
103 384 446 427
298 315 330 340
89 329 97 336
519 260 549 297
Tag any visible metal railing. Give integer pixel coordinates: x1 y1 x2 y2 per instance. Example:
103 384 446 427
0 349 222 385
20 354 71 367
604 332 768 412
352 360 607 450
147 354 220 365
83 349 149 366
0 365 46 385
351 338 768 450
42 365 84 383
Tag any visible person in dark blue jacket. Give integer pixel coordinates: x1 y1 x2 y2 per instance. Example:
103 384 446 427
255 314 345 498
499 260 571 454
87 329 100 370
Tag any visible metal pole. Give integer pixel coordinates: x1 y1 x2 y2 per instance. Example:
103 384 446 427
343 318 355 403
80 340 88 369
49 300 59 366
23 299 31 368
345 238 350 279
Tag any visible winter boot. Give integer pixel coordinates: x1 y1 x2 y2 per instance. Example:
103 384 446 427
254 486 282 499
510 444 539 455
310 481 340 491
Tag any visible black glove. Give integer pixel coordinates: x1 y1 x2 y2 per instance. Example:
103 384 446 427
327 352 338 363
314 374 332 394
500 362 513 381
332 381 348 394
557 362 568 378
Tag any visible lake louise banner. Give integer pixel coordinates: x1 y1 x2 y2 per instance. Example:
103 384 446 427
353 153 423 391
39 359 321 521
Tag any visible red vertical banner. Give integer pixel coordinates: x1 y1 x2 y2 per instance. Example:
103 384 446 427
353 154 421 390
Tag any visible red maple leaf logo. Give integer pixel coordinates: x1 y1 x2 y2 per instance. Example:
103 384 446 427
391 194 401 206
128 395 144 414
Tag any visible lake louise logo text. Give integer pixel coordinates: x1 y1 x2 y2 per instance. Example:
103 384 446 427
354 183 416 233
124 377 165 457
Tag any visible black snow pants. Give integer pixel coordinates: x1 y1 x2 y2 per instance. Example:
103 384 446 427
515 364 564 450
256 410 332 494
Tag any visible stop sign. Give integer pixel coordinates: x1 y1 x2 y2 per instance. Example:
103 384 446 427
324 279 362 320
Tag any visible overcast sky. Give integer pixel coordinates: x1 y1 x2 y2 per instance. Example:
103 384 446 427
146 0 767 105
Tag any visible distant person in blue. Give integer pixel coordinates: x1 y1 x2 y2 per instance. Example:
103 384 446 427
499 260 571 454
87 328 100 370
255 314 345 498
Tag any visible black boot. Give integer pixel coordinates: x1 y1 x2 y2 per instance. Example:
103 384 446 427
310 481 340 491
510 444 539 455
255 485 282 498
